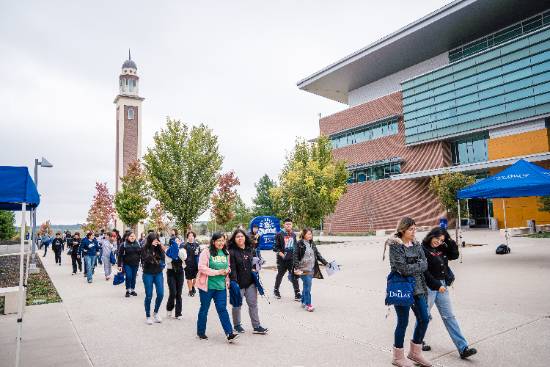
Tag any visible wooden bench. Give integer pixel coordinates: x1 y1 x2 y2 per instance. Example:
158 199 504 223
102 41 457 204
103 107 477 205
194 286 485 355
0 287 22 314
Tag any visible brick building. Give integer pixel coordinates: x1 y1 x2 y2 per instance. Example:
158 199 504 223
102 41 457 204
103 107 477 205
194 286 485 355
298 0 550 233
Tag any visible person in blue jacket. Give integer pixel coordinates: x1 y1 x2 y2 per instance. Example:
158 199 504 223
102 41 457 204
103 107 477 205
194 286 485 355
79 231 100 283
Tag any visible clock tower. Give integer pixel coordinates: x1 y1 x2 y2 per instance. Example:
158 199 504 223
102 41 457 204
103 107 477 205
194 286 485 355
114 50 144 232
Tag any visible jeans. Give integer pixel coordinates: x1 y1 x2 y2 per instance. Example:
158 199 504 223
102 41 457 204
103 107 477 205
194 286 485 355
197 288 233 336
54 248 62 264
143 272 164 318
394 294 430 348
166 269 184 317
274 257 300 294
124 264 138 290
300 274 313 306
428 282 468 353
71 252 82 273
84 255 96 282
232 284 260 329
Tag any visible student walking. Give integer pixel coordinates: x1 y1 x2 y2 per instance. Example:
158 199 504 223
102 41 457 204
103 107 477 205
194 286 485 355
165 231 187 320
228 229 268 334
196 232 239 343
273 218 301 301
293 228 328 312
101 233 116 281
184 231 201 297
141 233 166 325
51 232 64 265
41 234 51 257
69 232 82 274
118 231 142 298
80 231 100 284
384 217 431 367
421 228 477 360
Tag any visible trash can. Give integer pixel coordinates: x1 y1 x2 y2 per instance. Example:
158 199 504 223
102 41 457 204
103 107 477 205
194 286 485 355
527 219 536 233
439 218 448 229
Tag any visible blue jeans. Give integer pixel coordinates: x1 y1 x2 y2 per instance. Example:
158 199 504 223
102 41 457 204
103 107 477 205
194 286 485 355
394 294 430 348
428 283 468 353
197 289 233 336
300 274 313 305
124 264 138 290
84 255 96 282
142 272 164 318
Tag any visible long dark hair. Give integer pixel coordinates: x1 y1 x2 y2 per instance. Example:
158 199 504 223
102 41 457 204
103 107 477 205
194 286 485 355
227 229 252 250
209 231 228 256
143 232 164 261
422 227 446 247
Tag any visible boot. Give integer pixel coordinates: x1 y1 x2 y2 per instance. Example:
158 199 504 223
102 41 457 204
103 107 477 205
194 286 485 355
392 347 413 367
407 341 432 367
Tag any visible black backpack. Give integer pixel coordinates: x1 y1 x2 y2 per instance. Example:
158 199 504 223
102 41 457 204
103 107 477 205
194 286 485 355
496 244 511 255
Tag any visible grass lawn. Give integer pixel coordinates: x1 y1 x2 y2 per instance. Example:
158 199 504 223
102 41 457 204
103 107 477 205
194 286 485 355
528 231 550 238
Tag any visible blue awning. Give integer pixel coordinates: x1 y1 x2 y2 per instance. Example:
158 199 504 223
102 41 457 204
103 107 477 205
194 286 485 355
0 166 40 210
457 159 550 199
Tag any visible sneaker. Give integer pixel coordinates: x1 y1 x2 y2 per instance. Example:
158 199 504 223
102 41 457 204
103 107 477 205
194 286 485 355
125 291 130 298
153 313 162 323
175 315 183 320
273 289 281 299
87 280 92 284
146 317 153 325
197 334 208 340
71 272 76 275
167 310 173 318
306 305 315 312
192 288 196 296
234 325 245 333
131 291 137 296
253 326 268 334
422 341 431 352
188 291 193 297
227 333 239 343
460 347 477 359
294 293 302 302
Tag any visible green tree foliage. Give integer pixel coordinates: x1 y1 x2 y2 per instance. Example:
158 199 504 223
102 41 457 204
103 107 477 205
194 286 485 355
429 172 476 219
538 196 550 213
0 210 16 240
147 203 171 234
114 161 150 231
252 174 276 216
225 195 253 231
144 118 223 234
211 171 240 228
269 135 348 229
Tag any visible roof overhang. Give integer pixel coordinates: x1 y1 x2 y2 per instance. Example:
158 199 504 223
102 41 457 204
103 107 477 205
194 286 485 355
390 152 550 181
297 0 549 104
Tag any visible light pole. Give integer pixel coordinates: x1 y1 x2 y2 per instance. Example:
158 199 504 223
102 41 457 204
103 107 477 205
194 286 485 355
29 157 53 273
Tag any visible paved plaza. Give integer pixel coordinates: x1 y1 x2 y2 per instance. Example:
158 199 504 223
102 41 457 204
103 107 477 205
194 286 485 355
1 230 550 367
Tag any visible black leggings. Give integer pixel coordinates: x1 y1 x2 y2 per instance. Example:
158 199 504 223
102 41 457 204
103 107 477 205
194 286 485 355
274 258 300 294
166 269 184 317
71 252 82 273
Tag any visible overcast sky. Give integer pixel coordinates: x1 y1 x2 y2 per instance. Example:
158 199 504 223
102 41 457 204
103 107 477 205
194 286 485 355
1 0 452 225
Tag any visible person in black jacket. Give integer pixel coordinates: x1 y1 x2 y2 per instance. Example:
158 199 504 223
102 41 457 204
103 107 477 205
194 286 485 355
292 228 328 312
51 232 64 265
184 231 201 297
141 232 166 325
117 231 142 298
272 218 301 301
422 228 477 360
228 229 268 334
69 232 82 274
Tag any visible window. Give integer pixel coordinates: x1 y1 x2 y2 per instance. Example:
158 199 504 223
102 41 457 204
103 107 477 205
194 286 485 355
450 134 488 165
347 161 401 184
330 117 399 149
128 107 134 120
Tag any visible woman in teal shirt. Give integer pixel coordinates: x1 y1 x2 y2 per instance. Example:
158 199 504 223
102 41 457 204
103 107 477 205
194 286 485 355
196 232 239 343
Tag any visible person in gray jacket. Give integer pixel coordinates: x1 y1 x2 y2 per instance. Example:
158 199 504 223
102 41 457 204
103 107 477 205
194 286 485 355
383 217 432 367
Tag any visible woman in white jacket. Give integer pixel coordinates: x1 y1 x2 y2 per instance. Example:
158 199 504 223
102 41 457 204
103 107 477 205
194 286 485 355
165 235 187 319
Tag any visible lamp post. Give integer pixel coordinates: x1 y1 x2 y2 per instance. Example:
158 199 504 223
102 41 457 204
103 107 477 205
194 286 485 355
29 157 53 273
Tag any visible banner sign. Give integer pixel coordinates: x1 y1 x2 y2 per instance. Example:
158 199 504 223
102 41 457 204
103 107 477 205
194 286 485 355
249 216 280 250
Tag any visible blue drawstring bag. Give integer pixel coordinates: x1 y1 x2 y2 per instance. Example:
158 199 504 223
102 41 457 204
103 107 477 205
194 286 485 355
113 271 125 286
229 280 242 307
385 271 415 307
109 252 116 265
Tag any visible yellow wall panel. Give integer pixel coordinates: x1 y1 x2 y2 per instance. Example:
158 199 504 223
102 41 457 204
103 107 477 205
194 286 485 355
488 128 549 160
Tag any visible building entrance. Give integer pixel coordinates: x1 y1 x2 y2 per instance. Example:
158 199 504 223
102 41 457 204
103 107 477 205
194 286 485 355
468 198 490 228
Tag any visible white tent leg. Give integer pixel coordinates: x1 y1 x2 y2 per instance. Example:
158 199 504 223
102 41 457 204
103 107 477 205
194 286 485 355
15 203 26 367
502 199 510 247
457 199 463 263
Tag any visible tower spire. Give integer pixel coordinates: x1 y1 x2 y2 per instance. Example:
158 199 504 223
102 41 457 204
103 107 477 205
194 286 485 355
128 48 131 61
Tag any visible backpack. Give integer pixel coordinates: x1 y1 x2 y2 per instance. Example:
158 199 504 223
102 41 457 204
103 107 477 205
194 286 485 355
385 271 416 307
496 244 511 255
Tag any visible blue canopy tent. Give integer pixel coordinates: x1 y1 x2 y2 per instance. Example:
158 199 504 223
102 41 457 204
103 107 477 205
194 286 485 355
457 159 550 247
0 166 40 367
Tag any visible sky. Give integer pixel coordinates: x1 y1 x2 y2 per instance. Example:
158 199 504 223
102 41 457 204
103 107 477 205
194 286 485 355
0 0 452 225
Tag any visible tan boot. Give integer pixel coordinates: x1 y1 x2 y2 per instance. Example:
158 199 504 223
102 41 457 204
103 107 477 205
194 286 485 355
392 347 413 367
407 341 432 367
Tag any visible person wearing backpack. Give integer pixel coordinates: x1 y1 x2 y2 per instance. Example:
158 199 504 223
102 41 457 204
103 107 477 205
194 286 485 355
51 232 64 265
101 233 117 281
383 217 431 367
421 228 477 360
272 218 301 301
165 233 187 320
118 231 142 298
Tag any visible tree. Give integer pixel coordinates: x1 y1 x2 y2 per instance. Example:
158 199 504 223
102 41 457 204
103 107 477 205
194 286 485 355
0 210 16 240
538 196 550 213
211 171 240 228
83 182 115 232
429 172 476 221
147 203 171 234
269 135 348 229
38 220 54 236
114 161 150 231
225 195 253 231
252 174 277 216
143 118 223 234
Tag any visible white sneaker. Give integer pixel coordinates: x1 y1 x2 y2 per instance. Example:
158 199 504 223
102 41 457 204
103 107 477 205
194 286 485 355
153 313 162 323
146 317 153 325
167 310 173 318
175 316 183 320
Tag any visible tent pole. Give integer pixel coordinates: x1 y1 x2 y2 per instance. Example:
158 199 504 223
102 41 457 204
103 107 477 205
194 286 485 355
502 199 509 247
15 203 26 367
457 199 463 263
